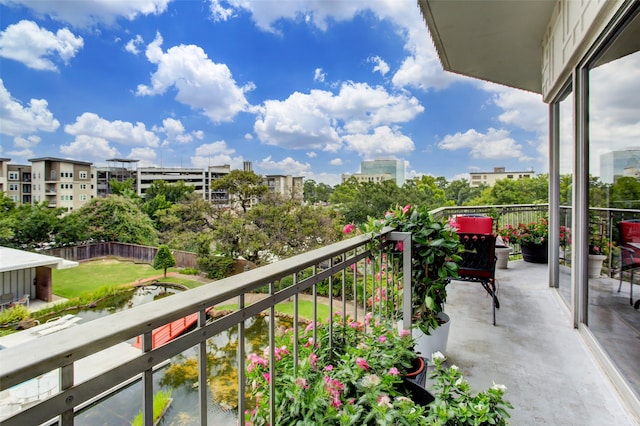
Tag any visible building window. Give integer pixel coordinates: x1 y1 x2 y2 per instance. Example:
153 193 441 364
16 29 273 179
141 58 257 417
8 171 18 180
507 175 514 179
8 184 18 191
80 184 87 190
80 194 87 201
80 171 88 179
10 195 18 202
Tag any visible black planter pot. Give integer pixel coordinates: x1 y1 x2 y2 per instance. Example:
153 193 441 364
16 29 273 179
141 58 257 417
397 378 435 407
521 242 548 263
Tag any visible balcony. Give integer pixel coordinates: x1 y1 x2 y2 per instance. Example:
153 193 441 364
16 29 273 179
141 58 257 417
0 210 638 425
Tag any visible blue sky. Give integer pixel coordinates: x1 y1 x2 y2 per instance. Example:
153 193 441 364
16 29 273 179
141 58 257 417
0 0 548 185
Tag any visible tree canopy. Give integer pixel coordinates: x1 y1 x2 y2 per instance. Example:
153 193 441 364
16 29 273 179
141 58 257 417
210 170 267 213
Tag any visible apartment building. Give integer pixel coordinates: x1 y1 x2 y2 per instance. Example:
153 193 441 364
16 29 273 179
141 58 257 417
0 158 10 195
469 167 534 187
5 163 32 205
29 157 97 211
265 175 304 200
136 166 207 198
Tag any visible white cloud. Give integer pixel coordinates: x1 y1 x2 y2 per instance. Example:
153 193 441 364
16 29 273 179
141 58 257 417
369 56 389 76
127 147 157 166
0 79 60 136
244 133 254 140
65 112 160 147
60 135 120 159
14 135 41 149
314 68 326 83
306 151 317 158
254 81 423 153
343 126 414 158
2 0 171 27
153 117 201 145
125 35 144 55
209 0 237 22
330 158 343 166
0 20 83 71
136 33 254 123
256 156 311 176
438 128 529 161
190 141 243 169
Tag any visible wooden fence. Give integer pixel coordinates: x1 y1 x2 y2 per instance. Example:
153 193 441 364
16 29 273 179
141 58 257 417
41 243 199 269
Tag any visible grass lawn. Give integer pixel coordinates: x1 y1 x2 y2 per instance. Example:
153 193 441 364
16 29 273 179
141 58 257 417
214 300 330 322
51 258 186 298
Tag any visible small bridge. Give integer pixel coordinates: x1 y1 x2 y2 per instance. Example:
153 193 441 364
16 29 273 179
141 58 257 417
132 307 213 349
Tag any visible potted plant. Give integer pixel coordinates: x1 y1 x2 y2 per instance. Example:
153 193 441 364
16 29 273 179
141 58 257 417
345 205 463 355
588 222 609 278
498 217 549 263
246 314 433 425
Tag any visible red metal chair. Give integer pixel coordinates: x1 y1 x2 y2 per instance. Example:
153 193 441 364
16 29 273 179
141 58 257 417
454 215 494 234
617 219 640 309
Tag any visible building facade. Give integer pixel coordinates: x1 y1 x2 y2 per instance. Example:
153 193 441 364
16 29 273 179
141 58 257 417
600 148 640 184
29 157 97 211
469 167 534 187
4 163 32 205
264 175 304 200
343 159 405 186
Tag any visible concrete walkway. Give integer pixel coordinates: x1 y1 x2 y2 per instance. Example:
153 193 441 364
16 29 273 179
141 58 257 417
443 259 638 425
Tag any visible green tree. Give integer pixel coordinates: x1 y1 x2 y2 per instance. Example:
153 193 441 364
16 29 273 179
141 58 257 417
109 178 138 199
330 178 401 224
211 170 268 213
11 202 64 248
444 179 484 206
155 196 217 251
76 195 158 246
610 176 640 209
303 179 333 204
0 193 16 245
153 245 176 277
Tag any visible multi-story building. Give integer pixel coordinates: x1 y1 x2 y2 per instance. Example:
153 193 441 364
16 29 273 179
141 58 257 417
6 163 32 205
136 166 207 198
600 148 640 184
265 175 304 200
0 158 9 194
469 167 534 187
343 159 405 186
96 159 140 197
207 165 231 205
29 157 97 211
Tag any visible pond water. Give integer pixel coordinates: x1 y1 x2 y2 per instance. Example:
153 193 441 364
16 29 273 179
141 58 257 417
59 285 283 425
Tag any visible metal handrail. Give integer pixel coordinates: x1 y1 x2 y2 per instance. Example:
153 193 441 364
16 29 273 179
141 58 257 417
0 229 412 426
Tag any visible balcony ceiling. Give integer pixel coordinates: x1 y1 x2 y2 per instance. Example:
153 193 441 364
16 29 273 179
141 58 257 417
418 0 557 94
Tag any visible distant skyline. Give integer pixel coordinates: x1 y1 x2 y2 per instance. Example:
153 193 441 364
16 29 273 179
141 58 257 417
0 0 549 185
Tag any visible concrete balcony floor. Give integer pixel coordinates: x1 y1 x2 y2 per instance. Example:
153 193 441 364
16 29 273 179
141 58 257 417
443 260 638 425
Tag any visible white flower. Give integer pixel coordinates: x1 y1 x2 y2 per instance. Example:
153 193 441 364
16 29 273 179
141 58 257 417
451 365 459 371
360 374 381 388
492 382 508 392
431 351 445 361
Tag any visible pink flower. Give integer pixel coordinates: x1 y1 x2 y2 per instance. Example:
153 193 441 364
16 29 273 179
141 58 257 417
356 357 369 371
364 312 373 326
309 353 319 369
343 223 356 234
296 377 309 389
402 204 411 215
247 354 268 372
385 210 394 218
388 367 399 376
274 345 289 361
349 321 361 329
324 365 334 371
395 241 404 252
399 329 411 338
377 394 392 408
378 335 387 343
262 372 270 383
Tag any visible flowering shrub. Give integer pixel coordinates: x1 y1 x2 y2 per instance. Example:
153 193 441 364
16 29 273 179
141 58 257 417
246 314 426 425
589 222 609 256
426 352 513 425
559 225 572 246
498 217 548 246
343 204 462 334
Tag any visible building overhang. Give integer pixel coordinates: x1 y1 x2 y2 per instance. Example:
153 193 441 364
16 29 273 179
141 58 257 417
418 0 556 94
0 247 79 273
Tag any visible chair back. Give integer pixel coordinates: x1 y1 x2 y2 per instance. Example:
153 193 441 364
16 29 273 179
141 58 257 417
458 233 497 272
454 215 493 234
619 220 640 244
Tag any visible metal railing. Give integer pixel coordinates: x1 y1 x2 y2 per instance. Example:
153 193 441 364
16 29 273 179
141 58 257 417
0 229 412 426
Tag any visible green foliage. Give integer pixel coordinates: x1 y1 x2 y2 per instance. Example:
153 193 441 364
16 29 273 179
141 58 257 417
109 178 138 199
0 305 30 329
610 176 640 209
210 170 268 213
131 389 172 426
9 202 65 248
197 255 234 280
469 174 549 206
153 245 176 277
426 353 513 425
178 267 200 275
303 179 334 203
498 217 548 246
74 195 158 246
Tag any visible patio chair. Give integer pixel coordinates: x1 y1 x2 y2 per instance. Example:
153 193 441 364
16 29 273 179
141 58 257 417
10 294 29 308
453 215 494 234
0 292 15 311
454 232 499 325
617 219 640 309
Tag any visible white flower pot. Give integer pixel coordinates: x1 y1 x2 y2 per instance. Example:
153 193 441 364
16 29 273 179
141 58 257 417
588 254 606 278
401 312 451 358
495 247 512 269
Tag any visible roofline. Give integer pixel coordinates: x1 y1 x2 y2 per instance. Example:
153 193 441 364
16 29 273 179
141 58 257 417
28 157 93 166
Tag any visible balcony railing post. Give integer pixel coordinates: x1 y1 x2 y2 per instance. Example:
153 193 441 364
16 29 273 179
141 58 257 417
59 363 73 426
141 332 153 426
199 308 209 426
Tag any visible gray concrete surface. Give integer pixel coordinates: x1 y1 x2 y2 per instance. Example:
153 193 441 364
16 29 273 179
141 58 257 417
440 259 638 425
